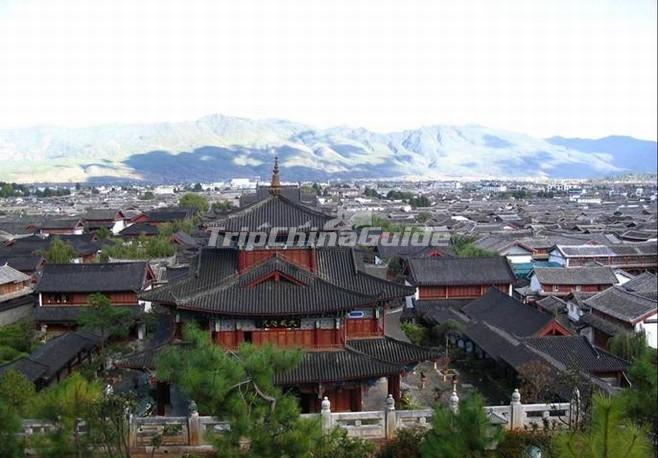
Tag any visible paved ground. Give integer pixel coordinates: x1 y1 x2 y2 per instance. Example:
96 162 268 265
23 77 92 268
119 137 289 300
363 309 511 410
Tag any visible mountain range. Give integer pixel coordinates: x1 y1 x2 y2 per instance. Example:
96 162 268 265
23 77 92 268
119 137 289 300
0 114 655 183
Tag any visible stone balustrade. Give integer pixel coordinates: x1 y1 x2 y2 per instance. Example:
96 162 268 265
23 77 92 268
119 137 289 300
18 388 581 456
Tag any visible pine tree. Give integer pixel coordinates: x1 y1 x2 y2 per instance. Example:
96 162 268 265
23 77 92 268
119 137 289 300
0 369 36 415
156 323 322 457
77 293 133 354
554 393 652 458
420 394 504 458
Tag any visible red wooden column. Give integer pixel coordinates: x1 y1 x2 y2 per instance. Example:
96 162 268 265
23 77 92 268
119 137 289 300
351 386 363 412
387 374 401 401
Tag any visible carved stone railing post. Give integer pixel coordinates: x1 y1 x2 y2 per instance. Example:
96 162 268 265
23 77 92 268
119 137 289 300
449 385 459 414
569 387 581 430
321 397 332 433
385 394 396 440
128 414 137 448
509 389 523 430
188 401 201 446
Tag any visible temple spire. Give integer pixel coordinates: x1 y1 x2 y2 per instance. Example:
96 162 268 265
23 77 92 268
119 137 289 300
270 156 281 193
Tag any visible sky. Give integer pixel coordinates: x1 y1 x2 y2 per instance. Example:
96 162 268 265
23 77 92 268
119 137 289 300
0 0 656 140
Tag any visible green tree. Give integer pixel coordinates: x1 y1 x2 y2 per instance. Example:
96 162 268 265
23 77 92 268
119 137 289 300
497 430 556 458
193 182 203 192
311 426 375 458
409 196 432 208
554 393 651 458
140 191 155 200
94 226 112 240
450 235 495 257
364 187 382 198
420 393 504 458
378 425 426 458
0 369 36 415
42 237 77 263
31 373 103 458
158 218 196 237
156 323 321 457
211 200 235 213
179 193 209 214
101 235 174 260
620 349 657 440
401 322 430 346
0 399 23 458
0 320 35 363
77 293 133 354
609 332 649 362
86 392 136 458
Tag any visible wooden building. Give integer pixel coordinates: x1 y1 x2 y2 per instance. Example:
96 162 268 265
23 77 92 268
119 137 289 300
141 159 439 412
549 243 657 274
529 266 618 299
580 274 657 349
34 262 155 335
131 208 196 226
82 209 128 235
407 256 516 300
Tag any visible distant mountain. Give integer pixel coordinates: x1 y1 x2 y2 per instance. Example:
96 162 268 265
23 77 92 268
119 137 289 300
0 114 655 183
546 136 657 174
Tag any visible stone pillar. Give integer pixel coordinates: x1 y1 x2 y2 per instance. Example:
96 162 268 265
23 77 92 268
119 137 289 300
569 387 581 430
137 323 146 341
385 394 397 440
321 397 332 433
509 389 523 430
188 401 201 446
128 414 137 448
449 385 459 414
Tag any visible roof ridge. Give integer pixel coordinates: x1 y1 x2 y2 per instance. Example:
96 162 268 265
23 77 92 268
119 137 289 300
344 340 405 369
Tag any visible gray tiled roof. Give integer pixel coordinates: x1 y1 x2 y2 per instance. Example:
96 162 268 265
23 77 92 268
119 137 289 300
0 331 103 383
0 255 44 273
83 209 122 221
524 335 627 373
533 267 618 285
584 286 657 323
274 348 403 384
536 295 568 313
623 272 657 300
37 262 149 293
347 336 441 365
407 256 515 286
218 194 331 232
142 247 413 316
0 264 31 284
462 288 557 337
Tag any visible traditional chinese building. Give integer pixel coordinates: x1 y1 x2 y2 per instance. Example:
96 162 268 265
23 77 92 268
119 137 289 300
141 159 438 412
407 256 516 301
34 262 155 336
529 266 619 299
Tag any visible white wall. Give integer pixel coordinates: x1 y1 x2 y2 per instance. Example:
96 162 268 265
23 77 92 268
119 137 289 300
548 250 566 266
529 275 542 294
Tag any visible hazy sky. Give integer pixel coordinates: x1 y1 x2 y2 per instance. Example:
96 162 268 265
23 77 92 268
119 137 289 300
0 0 656 139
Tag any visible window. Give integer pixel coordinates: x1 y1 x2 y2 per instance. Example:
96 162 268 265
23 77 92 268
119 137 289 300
575 285 582 292
552 285 559 292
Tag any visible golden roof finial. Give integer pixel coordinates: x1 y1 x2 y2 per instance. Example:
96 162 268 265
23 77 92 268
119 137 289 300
270 155 281 192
